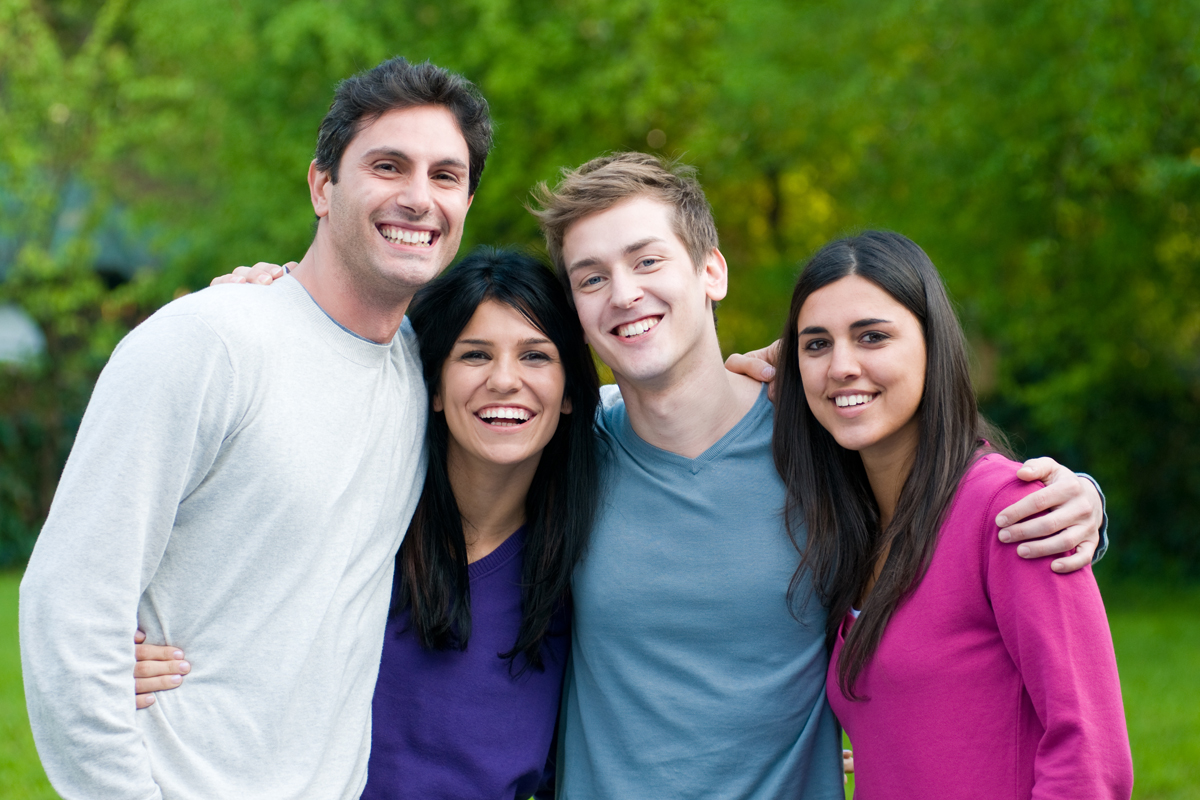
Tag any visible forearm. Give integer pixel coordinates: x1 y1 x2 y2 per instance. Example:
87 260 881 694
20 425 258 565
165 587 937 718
20 551 162 798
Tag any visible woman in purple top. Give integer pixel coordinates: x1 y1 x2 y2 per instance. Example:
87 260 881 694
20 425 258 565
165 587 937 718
362 247 600 799
771 231 1133 799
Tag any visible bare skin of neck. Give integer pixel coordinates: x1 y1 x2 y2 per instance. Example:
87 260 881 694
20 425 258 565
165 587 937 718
858 438 917 603
447 445 538 564
289 234 414 344
616 324 762 460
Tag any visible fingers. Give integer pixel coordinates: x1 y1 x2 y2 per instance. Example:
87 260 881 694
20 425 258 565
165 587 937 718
134 629 146 644
996 478 1082 535
1007 520 1087 558
209 262 288 287
1014 456 1061 483
135 643 184 663
843 749 854 774
135 670 188 694
134 658 189 681
134 657 190 695
724 353 777 383
136 693 156 709
1050 538 1097 574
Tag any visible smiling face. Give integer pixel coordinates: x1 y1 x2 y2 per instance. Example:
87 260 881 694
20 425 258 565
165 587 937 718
561 195 726 388
311 104 473 301
433 299 572 475
796 274 927 468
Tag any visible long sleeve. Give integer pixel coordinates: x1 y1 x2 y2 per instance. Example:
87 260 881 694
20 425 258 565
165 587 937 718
984 478 1134 800
19 313 236 799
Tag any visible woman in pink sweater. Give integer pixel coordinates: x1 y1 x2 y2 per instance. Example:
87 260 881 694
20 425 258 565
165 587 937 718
771 231 1133 799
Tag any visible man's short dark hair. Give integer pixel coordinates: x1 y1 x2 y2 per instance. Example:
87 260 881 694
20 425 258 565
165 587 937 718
314 57 493 195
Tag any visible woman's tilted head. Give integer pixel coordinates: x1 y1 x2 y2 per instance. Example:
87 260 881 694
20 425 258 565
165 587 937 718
773 230 1003 699
777 230 977 466
400 246 601 671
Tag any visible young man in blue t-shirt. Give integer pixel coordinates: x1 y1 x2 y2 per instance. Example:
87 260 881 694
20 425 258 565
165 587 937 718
530 152 1107 799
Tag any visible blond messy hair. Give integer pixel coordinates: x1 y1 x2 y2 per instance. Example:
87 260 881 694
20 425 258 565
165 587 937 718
528 152 719 286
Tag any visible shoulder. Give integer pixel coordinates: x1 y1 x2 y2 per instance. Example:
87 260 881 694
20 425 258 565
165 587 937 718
594 384 625 435
957 452 1040 520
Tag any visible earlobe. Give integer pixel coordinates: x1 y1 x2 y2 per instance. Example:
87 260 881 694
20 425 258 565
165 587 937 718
704 248 729 303
309 161 332 218
432 392 444 413
561 396 573 415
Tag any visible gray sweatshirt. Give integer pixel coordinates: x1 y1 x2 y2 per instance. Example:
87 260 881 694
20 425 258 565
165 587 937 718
20 276 427 799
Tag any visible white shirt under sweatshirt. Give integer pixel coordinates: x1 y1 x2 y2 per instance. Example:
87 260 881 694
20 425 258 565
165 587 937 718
19 275 427 800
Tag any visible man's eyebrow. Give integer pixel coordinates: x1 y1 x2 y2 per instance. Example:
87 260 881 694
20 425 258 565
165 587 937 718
623 236 665 255
567 236 667 276
566 257 600 276
359 148 468 172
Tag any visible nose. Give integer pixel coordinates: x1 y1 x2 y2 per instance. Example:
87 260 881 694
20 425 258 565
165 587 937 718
395 174 432 217
829 341 861 382
609 268 644 309
486 354 522 394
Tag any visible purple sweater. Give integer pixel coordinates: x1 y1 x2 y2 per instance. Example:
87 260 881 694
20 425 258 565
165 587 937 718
362 528 569 800
829 454 1133 799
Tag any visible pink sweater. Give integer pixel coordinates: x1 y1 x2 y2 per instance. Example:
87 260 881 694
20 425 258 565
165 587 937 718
828 454 1133 799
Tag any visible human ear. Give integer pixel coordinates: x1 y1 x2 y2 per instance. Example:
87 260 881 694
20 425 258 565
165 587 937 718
309 161 333 218
432 391 444 413
560 395 573 415
703 248 729 304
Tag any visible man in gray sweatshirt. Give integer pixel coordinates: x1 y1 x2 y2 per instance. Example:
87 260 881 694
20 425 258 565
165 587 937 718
19 57 491 799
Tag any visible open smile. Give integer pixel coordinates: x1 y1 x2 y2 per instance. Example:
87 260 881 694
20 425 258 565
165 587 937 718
475 405 536 428
833 393 878 408
377 223 438 249
612 315 662 339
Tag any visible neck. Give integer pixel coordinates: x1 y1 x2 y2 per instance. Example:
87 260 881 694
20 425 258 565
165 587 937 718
860 436 918 532
289 234 414 344
447 446 535 563
615 334 762 459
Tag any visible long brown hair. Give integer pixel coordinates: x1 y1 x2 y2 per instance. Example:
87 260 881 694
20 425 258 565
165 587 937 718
772 230 1007 698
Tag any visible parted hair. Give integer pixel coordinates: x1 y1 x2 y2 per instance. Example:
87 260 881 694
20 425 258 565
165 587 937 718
314 56 493 195
398 246 602 673
528 152 719 289
772 230 1008 699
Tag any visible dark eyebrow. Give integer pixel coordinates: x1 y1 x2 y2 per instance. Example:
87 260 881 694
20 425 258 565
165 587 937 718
456 337 553 346
850 318 891 329
567 236 667 276
799 319 892 336
360 148 468 173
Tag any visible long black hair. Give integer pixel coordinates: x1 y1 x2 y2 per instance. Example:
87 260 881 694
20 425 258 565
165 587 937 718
398 246 601 671
772 230 1007 698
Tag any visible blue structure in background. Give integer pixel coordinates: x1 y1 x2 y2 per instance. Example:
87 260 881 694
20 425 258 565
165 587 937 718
0 178 157 364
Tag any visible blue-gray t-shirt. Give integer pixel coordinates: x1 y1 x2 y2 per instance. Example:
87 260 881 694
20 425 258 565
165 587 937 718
560 386 843 799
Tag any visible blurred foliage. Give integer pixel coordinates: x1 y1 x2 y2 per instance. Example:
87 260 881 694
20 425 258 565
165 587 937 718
1 0 1197 574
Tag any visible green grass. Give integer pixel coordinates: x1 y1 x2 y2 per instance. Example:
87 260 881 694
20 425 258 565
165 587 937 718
0 572 55 799
2 571 1197 799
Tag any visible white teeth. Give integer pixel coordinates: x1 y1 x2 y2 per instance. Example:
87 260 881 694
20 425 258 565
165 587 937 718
616 317 661 338
835 394 874 408
478 407 532 422
379 225 433 247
